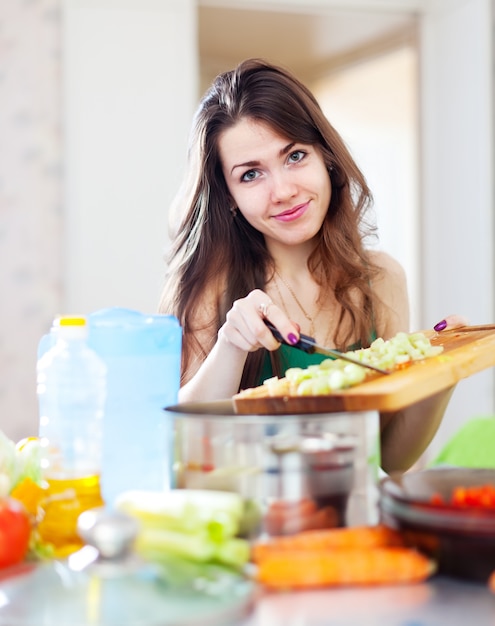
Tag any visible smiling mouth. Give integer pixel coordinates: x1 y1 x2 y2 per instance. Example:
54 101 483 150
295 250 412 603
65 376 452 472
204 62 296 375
275 202 309 220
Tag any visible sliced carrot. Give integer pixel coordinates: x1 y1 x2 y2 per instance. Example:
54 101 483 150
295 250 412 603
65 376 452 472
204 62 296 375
252 524 403 563
256 547 435 589
10 477 47 518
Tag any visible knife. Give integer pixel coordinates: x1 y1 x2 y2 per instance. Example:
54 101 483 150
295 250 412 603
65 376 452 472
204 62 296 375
264 320 389 375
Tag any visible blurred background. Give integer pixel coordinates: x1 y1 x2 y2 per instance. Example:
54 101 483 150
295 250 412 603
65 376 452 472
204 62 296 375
1 0 493 464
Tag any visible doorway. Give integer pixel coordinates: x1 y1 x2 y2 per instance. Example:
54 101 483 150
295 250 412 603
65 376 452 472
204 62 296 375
198 2 420 327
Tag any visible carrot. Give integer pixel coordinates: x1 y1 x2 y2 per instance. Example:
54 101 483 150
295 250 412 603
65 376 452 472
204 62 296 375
252 524 403 563
256 547 435 589
488 570 495 593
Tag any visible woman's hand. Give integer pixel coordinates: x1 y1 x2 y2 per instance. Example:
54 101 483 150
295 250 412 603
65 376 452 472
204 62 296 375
178 289 300 403
218 289 299 353
433 314 470 332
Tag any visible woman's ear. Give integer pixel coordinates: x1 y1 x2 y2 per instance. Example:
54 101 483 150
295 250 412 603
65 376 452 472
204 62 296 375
225 193 237 215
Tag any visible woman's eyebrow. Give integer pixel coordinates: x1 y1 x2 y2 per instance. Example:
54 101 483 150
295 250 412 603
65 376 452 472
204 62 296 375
280 141 296 156
230 142 296 175
231 160 259 175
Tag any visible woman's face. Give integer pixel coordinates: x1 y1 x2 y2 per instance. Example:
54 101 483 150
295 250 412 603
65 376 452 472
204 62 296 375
218 118 331 251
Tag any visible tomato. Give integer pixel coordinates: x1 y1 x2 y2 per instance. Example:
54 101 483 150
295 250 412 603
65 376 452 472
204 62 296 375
452 485 495 508
429 492 445 506
0 498 31 568
430 484 495 509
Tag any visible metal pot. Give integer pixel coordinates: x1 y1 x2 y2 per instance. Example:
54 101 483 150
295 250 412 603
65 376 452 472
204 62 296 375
166 401 381 538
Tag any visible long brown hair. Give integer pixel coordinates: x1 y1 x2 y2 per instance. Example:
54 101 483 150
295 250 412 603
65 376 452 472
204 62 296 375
159 58 380 389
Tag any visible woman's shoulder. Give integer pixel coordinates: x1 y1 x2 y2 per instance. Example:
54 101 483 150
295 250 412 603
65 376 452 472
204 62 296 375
366 248 406 278
365 249 409 337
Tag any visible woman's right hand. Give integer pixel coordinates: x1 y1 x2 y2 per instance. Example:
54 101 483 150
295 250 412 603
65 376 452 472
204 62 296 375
178 289 300 403
218 289 299 354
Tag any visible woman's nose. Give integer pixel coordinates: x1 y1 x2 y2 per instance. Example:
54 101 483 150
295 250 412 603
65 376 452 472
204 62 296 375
269 170 298 203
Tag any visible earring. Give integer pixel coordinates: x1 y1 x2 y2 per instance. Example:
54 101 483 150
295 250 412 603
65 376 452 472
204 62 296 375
229 205 238 217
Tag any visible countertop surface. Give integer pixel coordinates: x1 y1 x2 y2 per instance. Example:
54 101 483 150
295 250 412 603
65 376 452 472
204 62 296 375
238 576 495 626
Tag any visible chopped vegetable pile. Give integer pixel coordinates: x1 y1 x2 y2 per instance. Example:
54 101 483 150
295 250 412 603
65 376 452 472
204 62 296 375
430 484 495 509
259 331 444 397
0 432 43 498
0 432 53 562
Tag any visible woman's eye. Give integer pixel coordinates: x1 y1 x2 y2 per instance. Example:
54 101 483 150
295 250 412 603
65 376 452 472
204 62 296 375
241 169 259 182
288 150 306 164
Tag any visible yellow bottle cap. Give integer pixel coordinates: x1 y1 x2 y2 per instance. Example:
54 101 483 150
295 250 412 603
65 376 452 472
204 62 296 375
58 316 87 327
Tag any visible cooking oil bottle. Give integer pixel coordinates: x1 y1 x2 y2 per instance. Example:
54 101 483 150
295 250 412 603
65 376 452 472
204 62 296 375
36 316 107 557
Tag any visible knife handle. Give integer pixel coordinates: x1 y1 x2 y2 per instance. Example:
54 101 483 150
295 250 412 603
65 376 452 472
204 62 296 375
264 320 316 354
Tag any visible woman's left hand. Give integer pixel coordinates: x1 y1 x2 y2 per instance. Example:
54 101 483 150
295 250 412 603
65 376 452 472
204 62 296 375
433 314 470 332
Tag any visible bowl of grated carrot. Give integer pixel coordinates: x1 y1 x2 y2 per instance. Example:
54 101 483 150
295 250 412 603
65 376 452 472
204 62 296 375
379 467 495 581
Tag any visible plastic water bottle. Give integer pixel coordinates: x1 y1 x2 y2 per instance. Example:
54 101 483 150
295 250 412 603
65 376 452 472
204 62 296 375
36 316 107 557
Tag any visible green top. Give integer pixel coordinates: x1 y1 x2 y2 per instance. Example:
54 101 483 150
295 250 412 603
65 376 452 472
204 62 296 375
430 416 495 468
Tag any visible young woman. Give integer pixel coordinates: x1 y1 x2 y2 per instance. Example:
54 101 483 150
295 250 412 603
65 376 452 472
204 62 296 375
159 58 459 473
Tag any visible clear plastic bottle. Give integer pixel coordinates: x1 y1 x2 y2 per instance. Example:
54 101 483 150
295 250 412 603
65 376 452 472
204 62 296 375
36 316 107 557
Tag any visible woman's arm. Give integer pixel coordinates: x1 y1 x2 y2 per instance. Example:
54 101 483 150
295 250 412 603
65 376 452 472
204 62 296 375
178 334 249 402
369 250 455 473
380 313 470 472
379 387 455 473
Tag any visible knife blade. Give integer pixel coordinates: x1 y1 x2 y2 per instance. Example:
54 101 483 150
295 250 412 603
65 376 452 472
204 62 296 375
264 320 389 375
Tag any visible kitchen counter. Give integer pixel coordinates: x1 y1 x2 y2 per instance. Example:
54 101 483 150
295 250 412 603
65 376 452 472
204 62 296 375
0 555 492 625
239 576 495 626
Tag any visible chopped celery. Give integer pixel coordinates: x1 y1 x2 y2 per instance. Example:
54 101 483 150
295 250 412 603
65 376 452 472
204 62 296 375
135 523 249 567
214 537 250 568
270 330 444 396
116 488 251 571
116 489 244 539
137 527 216 562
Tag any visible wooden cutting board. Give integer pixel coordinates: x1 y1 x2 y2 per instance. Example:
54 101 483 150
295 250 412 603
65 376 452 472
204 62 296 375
233 328 495 415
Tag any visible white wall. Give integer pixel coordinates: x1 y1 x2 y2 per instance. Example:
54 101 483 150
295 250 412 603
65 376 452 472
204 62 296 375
0 0 63 443
0 0 198 443
63 0 198 315
418 0 494 459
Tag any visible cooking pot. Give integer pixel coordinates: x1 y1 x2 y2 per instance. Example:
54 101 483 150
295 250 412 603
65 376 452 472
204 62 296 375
166 401 380 537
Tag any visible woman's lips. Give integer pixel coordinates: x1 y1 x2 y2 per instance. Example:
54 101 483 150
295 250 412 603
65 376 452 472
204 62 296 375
274 202 309 222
